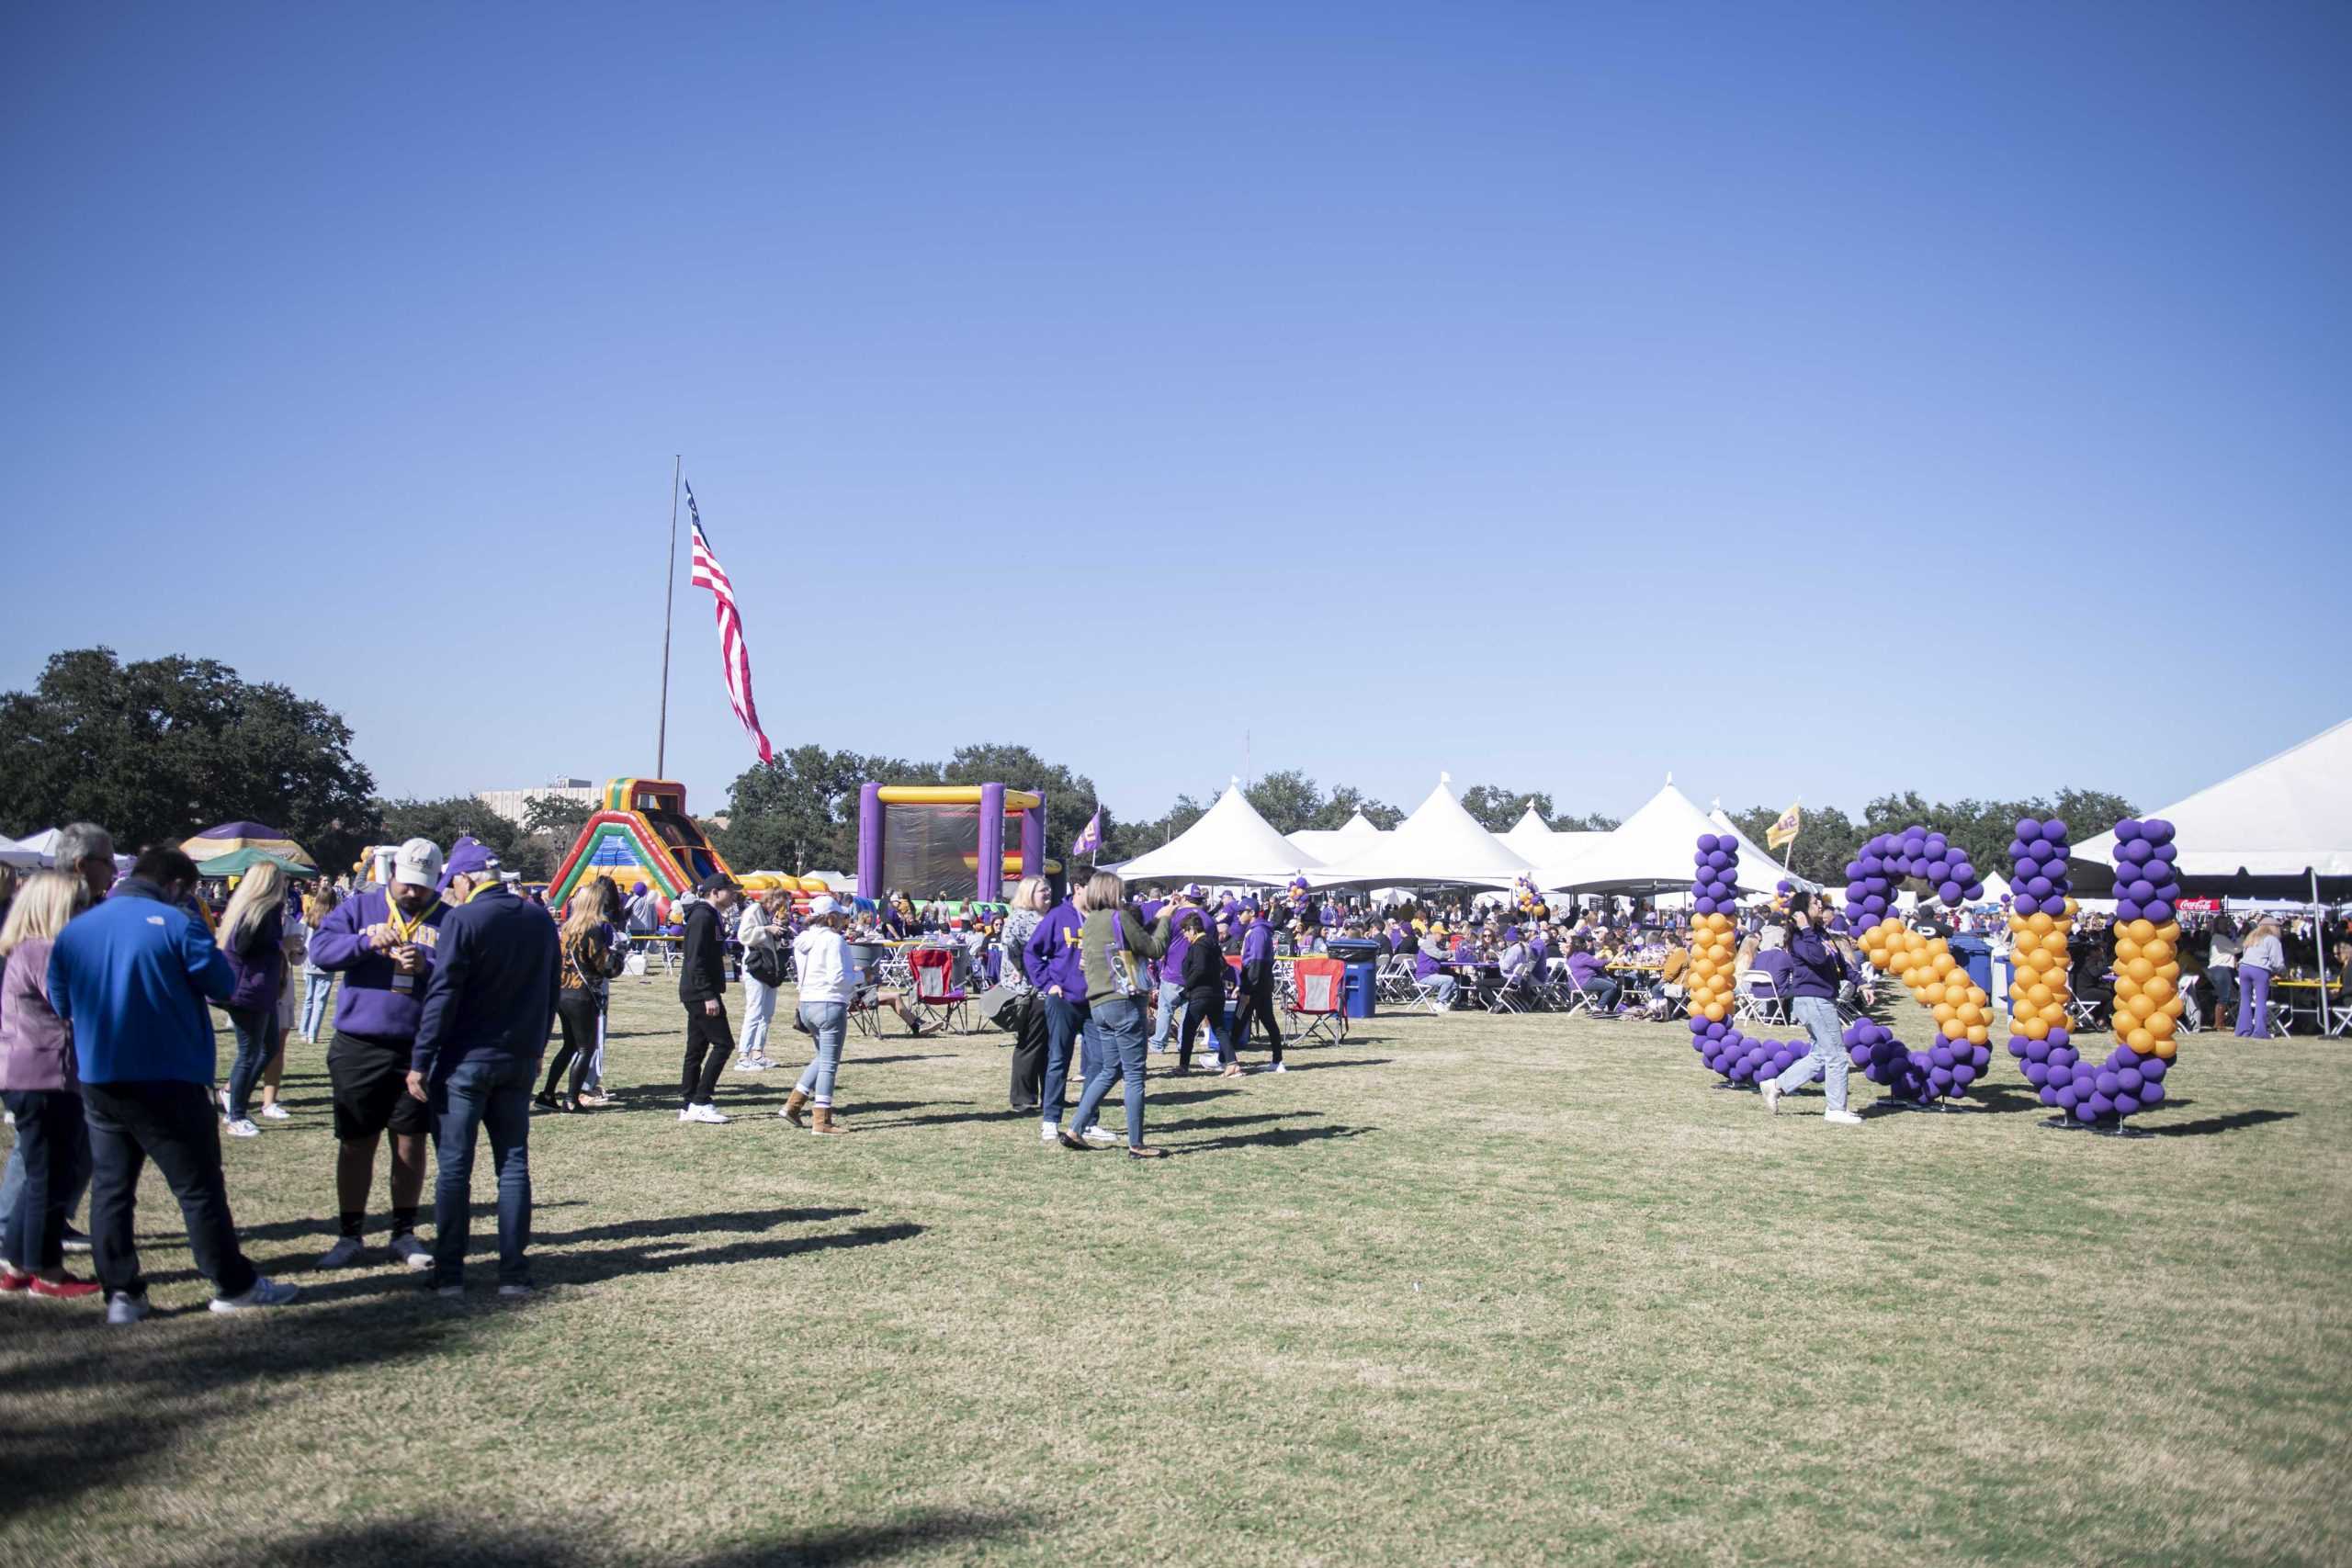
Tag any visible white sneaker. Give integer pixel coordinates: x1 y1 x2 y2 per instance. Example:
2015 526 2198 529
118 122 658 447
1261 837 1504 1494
1039 1122 1058 1144
261 1103 291 1121
735 1057 769 1072
210 1276 300 1312
1080 1126 1119 1145
316 1235 367 1269
497 1283 532 1299
1759 1082 1782 1115
681 1103 729 1124
390 1234 433 1270
107 1292 151 1326
1268 1063 1288 1075
224 1118 261 1138
220 1087 232 1115
1823 1108 1864 1126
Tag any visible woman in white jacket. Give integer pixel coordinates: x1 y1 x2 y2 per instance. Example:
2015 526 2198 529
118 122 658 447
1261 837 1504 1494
735 893 786 1072
781 897 854 1136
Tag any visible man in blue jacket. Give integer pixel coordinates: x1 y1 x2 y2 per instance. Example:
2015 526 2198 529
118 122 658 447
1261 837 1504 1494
406 838 561 1297
47 846 300 1323
308 836 446 1271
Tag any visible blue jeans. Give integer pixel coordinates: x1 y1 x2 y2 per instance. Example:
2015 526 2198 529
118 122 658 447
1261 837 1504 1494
427 1056 534 1289
3 1090 85 1272
224 1006 281 1122
741 977 779 1059
794 1002 848 1104
1069 998 1149 1147
1040 995 1091 1130
1148 979 1184 1051
300 973 335 1041
0 1122 91 1256
1770 995 1850 1112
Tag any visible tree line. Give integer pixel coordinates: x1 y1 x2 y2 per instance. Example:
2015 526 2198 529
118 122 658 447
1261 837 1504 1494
0 648 2136 890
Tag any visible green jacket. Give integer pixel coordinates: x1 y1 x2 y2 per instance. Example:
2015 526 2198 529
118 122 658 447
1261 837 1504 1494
1080 905 1173 1006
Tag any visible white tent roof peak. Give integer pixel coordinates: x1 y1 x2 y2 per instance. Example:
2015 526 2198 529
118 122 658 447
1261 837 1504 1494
1116 784 1320 886
1288 809 1387 863
1512 805 1550 833
1311 776 1534 886
1537 782 1795 895
1338 810 1381 837
2075 717 2352 880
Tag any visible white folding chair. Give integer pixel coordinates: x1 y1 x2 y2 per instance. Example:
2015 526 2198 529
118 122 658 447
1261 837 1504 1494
1564 975 1620 1020
1375 954 1419 1004
1736 971 1788 1027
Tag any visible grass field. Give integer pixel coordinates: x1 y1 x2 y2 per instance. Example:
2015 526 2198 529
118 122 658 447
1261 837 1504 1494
3 977 2346 1567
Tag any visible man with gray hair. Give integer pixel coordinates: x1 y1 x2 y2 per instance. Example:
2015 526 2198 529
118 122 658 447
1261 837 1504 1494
51 823 116 903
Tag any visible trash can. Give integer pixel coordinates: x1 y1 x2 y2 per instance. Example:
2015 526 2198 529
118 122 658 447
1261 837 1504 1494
1342 961 1379 1019
1949 934 1992 996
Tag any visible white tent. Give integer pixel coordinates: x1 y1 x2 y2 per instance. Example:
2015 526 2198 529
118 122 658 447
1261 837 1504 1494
1706 806 1816 893
1286 810 1384 865
1539 779 1797 895
1119 783 1323 886
15 829 61 858
0 834 46 869
1974 870 2012 906
2075 717 2352 890
1311 774 1534 887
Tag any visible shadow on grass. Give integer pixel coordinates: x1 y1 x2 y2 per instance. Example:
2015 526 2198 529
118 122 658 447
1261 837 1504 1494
1172 1122 1375 1156
0 1213 924 1517
192 1510 1037 1566
1269 1055 1395 1073
2150 1108 2297 1137
1152 1109 1321 1135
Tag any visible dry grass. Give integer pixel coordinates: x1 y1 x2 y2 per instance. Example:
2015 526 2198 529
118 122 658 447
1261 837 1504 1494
2 980 2346 1567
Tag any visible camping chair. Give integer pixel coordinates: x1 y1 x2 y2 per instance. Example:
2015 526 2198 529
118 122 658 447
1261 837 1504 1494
906 947 971 1035
1735 970 1789 1027
1286 956 1349 1046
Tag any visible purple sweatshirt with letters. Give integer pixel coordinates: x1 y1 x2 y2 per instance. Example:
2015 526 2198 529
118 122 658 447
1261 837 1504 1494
1024 903 1086 998
309 886 448 1040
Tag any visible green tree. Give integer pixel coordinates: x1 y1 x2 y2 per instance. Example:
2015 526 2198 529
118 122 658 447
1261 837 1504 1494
375 795 542 878
0 647 376 869
1459 784 1555 833
715 746 873 874
1244 769 1325 835
1315 785 1404 830
1727 803 1859 886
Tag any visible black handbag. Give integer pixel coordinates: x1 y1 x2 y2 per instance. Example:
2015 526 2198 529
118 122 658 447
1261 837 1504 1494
745 942 786 987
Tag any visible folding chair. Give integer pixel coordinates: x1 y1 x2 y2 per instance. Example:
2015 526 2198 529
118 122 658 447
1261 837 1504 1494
1375 954 1419 1005
1287 957 1349 1045
2066 993 2109 1034
1736 971 1789 1027
1564 973 1621 1020
906 947 972 1035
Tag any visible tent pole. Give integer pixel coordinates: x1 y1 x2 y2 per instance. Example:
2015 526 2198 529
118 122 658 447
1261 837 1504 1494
2314 869 2330 1035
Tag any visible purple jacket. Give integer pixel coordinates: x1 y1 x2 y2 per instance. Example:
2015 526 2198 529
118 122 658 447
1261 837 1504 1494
1238 921 1274 973
0 939 74 1093
1785 927 1856 1000
1024 903 1085 998
310 886 448 1041
223 908 286 1013
1566 951 1606 987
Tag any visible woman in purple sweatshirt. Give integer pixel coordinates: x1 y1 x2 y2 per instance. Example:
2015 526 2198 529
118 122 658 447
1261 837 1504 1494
219 863 292 1138
1758 891 1874 1125
1024 886 1102 1144
0 871 98 1298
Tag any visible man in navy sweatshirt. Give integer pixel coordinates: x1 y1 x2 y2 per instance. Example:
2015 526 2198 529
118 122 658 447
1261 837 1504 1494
308 836 447 1271
405 839 561 1297
47 846 300 1323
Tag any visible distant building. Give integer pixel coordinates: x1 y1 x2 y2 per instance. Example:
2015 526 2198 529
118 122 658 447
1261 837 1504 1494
475 778 599 826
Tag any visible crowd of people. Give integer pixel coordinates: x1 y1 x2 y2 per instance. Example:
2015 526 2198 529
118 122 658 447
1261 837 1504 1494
3 820 2348 1315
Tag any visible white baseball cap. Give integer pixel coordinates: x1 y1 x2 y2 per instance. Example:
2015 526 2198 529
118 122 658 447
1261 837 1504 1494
391 838 444 889
808 895 842 918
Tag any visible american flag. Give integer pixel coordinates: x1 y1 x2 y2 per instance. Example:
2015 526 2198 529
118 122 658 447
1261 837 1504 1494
684 480 774 764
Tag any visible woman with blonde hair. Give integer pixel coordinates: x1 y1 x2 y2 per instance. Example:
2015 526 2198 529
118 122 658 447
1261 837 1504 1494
1001 876 1052 1111
1 870 99 1297
219 861 291 1136
296 885 341 1043
2236 918 2286 1037
1058 871 1175 1159
540 877 621 1111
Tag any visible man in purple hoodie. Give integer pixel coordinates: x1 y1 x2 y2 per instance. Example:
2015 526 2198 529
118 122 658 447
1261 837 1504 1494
1025 886 1109 1145
307 837 446 1271
1229 900 1287 1072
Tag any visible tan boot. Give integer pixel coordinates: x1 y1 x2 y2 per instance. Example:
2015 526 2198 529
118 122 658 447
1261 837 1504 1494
810 1104 849 1136
781 1089 809 1128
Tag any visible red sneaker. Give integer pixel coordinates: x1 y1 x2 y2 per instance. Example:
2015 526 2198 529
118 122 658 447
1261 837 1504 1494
28 1274 102 1301
0 1268 32 1292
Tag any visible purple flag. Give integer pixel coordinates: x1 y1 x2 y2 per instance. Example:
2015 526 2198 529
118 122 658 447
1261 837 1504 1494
1070 809 1102 861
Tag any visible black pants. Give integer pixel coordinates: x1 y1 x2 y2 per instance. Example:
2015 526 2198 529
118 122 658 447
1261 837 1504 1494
81 1079 257 1302
3 1089 85 1273
1008 993 1049 1110
546 989 600 1100
1179 995 1232 1069
1231 975 1284 1063
681 1001 734 1107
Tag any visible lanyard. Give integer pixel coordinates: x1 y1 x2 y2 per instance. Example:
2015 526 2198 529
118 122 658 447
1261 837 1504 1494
384 891 440 943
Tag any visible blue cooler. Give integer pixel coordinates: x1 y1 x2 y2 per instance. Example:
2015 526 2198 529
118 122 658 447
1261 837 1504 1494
1342 961 1378 1019
1950 934 1992 996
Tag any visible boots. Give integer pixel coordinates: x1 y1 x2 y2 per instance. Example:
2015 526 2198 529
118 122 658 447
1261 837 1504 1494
780 1088 808 1128
811 1104 849 1136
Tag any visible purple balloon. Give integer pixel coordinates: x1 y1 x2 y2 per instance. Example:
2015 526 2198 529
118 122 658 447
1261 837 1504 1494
2147 900 2174 923
2140 1079 2166 1106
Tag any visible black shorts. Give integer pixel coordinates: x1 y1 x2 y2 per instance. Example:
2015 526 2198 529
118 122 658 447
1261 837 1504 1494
327 1030 429 1141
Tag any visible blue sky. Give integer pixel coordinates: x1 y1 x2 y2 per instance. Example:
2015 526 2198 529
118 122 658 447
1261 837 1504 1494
5 2 2346 828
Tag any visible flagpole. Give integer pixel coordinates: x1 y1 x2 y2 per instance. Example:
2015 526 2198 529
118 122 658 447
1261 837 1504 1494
656 454 680 778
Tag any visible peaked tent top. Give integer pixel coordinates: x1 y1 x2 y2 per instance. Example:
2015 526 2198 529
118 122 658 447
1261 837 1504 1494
1538 781 1794 894
1118 784 1322 886
2075 717 2352 880
1286 809 1387 864
1312 776 1535 886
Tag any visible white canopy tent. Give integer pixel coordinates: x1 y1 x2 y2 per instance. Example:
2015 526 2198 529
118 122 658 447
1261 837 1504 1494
1118 783 1323 886
1538 779 1798 895
1498 805 1606 869
1287 810 1384 865
2075 717 2352 893
0 834 46 869
1310 774 1534 887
